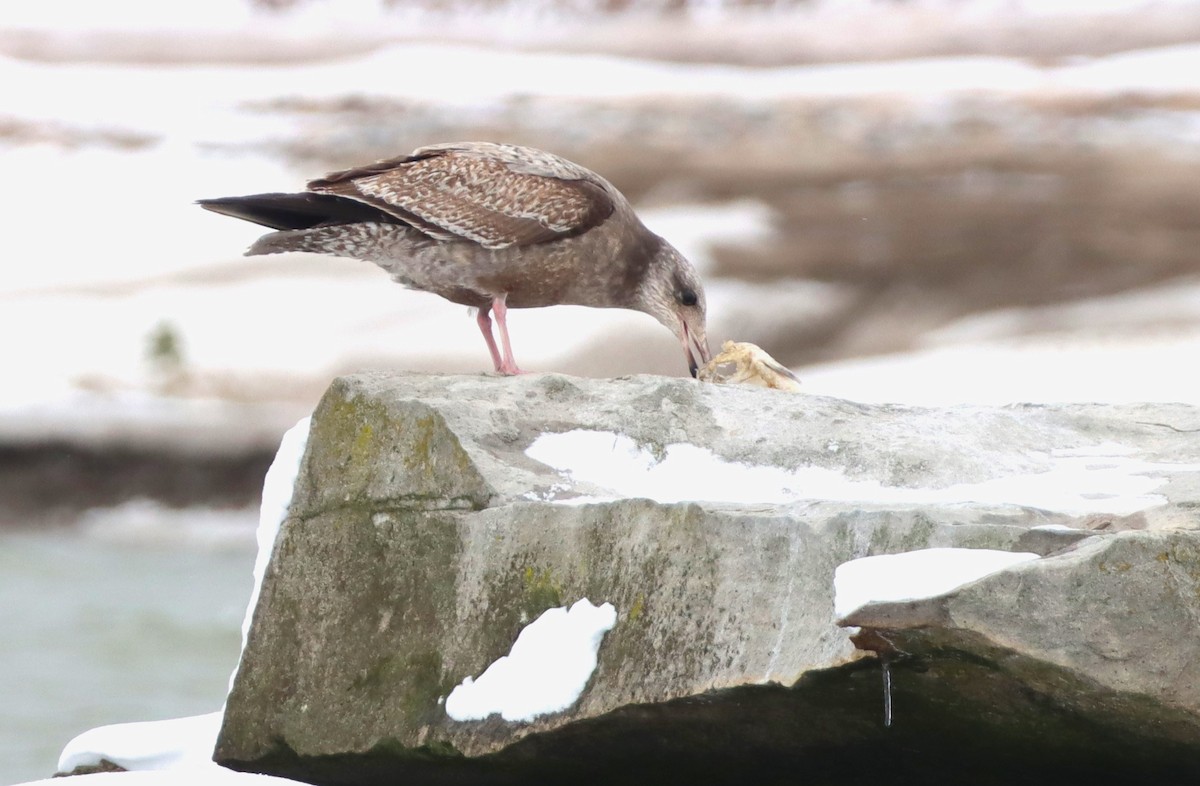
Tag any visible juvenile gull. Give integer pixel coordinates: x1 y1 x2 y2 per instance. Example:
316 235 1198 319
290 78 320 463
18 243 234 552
198 142 711 376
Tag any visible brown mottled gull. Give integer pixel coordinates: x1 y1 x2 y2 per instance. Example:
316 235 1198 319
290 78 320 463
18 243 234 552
198 142 711 376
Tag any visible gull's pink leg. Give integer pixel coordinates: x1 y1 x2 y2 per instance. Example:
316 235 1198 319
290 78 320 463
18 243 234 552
476 307 504 372
491 295 524 375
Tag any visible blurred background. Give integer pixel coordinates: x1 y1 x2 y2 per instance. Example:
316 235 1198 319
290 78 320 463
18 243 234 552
3 0 1199 781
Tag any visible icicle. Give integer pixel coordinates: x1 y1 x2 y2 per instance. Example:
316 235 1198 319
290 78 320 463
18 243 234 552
881 658 893 728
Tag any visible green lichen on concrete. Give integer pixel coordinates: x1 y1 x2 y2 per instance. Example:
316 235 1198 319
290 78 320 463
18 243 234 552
350 654 403 693
401 412 481 491
456 500 722 711
521 566 564 617
349 508 462 722
352 421 374 463
403 414 438 471
362 736 462 760
347 649 448 719
296 379 493 516
627 593 646 622
219 503 467 761
573 502 719 687
397 649 450 721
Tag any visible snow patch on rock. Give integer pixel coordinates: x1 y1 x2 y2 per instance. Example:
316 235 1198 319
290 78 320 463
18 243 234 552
445 599 618 722
834 548 1040 620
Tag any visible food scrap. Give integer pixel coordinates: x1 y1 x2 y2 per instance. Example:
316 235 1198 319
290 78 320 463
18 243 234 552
697 341 802 391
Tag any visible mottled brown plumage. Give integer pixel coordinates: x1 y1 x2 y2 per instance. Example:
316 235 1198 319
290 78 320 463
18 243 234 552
198 142 711 375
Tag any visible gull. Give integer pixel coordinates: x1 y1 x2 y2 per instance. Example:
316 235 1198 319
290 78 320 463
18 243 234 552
199 142 711 376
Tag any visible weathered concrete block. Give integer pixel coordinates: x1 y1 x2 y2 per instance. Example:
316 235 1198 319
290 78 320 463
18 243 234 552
217 372 1200 784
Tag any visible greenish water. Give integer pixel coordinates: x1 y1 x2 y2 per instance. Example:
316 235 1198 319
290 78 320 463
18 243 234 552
0 526 256 785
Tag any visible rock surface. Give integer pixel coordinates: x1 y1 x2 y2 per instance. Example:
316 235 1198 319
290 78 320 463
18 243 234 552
217 372 1200 784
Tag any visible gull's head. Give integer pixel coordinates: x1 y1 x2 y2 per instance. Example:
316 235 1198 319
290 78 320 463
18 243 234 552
637 240 712 378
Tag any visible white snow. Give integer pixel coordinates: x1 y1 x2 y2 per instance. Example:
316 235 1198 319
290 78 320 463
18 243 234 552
526 429 1199 515
56 712 223 775
526 430 803 505
2 0 259 32
800 279 1200 407
445 599 618 722
833 548 1040 619
5 0 1196 35
8 26 1200 111
15 770 300 786
801 328 1200 407
232 416 311 688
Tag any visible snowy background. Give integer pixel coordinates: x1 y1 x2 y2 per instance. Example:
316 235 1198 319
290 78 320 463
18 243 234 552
4 0 1200 782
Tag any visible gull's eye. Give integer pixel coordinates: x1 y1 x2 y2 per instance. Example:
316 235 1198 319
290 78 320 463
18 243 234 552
677 289 698 307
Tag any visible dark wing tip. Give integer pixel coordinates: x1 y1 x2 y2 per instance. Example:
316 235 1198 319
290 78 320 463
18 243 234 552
196 195 261 220
196 193 320 230
197 192 402 231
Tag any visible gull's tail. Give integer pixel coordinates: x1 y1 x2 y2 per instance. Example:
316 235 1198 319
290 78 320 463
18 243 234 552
198 192 406 257
197 192 395 231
